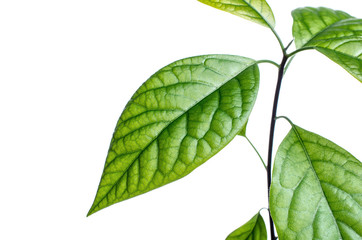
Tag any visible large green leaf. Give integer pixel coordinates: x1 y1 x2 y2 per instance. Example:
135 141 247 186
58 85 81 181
292 7 362 82
226 212 267 240
88 55 259 216
198 0 275 28
270 124 362 240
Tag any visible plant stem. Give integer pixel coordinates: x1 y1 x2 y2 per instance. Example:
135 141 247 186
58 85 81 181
283 55 295 75
269 27 285 53
267 54 288 240
287 46 314 57
256 59 280 68
245 136 267 170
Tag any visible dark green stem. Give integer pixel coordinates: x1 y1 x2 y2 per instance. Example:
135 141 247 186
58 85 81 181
267 54 289 240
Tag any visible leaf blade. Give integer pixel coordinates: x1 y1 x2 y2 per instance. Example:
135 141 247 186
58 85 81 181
198 0 275 28
292 7 353 48
292 7 362 82
88 55 260 216
226 212 267 240
270 125 362 239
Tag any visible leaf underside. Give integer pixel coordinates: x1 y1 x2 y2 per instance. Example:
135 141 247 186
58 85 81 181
270 125 362 240
292 7 362 82
226 212 267 240
88 55 260 216
198 0 275 28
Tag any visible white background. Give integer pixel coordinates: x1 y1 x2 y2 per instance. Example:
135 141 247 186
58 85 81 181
1 0 361 239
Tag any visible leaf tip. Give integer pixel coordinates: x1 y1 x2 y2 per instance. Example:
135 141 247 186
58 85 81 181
86 208 94 217
86 202 99 217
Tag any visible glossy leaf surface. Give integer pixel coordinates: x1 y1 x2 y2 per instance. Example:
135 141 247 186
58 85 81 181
88 55 259 216
270 125 362 240
226 212 267 240
198 0 275 28
292 7 362 82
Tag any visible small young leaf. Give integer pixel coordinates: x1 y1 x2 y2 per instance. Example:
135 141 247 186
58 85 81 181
226 212 267 240
292 7 362 82
198 0 275 28
270 124 362 240
88 55 260 216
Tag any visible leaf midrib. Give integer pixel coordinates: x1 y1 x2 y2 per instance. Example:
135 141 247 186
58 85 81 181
88 61 256 215
290 125 343 239
241 0 275 28
301 18 355 49
200 0 274 28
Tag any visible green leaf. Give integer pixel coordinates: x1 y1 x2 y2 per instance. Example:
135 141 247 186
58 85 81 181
270 124 362 240
237 120 247 136
198 0 275 28
292 7 353 49
226 212 267 240
292 7 362 82
88 55 260 216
